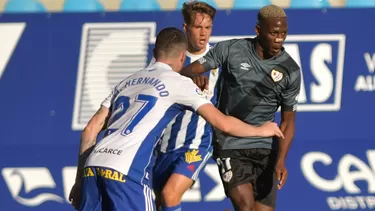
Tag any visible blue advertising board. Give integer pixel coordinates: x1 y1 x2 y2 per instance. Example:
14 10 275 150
0 8 374 211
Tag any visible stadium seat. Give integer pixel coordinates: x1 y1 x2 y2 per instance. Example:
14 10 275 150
120 0 161 11
4 0 46 12
176 0 217 10
63 0 105 12
346 0 375 7
290 0 330 8
232 0 271 9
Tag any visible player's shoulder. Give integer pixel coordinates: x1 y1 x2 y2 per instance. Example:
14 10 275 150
278 51 300 73
232 38 252 45
214 38 248 48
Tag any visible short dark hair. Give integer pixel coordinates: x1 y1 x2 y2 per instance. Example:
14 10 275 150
182 1 216 26
154 27 188 59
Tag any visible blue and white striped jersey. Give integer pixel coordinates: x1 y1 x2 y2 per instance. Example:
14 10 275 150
85 62 211 186
159 44 221 153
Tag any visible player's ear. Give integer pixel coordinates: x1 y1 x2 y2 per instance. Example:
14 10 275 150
255 25 260 36
183 23 188 33
180 51 186 63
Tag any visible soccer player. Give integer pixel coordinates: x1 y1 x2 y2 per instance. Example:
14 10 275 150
180 5 301 211
68 27 284 211
152 1 219 210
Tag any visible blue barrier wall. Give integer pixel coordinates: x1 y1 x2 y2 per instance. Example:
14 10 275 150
0 8 374 211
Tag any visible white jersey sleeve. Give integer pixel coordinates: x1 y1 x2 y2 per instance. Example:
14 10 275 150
101 80 126 108
101 89 116 108
171 76 212 111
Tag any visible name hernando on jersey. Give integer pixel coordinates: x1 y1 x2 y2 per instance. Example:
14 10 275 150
123 76 169 97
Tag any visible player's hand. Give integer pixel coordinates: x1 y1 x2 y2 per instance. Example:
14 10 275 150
192 74 208 90
258 122 284 139
69 181 82 210
275 160 288 190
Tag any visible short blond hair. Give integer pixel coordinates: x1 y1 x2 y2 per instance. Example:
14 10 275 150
258 4 286 23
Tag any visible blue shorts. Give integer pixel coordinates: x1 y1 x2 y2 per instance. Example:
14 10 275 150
152 146 213 193
79 167 155 211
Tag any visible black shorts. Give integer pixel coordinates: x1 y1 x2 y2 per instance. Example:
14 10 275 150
213 148 278 207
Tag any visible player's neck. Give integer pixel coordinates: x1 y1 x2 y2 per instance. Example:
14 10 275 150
155 59 179 72
255 41 268 60
255 38 277 60
187 43 206 55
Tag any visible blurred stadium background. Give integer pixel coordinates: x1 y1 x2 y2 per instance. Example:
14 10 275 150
0 1 374 211
0 0 375 12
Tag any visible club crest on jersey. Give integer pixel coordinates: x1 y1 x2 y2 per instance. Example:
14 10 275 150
195 88 204 96
185 149 202 164
211 68 218 76
222 170 233 182
271 69 283 82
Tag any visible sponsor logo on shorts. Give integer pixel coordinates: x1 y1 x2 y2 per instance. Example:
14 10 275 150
84 167 126 183
185 149 202 164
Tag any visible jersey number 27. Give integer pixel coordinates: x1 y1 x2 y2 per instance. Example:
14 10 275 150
110 94 158 135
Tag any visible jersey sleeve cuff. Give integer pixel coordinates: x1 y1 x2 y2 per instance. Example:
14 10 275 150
101 100 112 108
193 99 212 111
281 104 297 112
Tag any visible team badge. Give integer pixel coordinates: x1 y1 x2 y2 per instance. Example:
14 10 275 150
271 69 283 82
211 68 218 76
195 88 204 96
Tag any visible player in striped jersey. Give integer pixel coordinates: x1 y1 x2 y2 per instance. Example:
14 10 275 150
152 2 220 211
68 27 284 211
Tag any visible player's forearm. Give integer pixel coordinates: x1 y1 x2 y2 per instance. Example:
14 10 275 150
74 129 97 182
277 121 295 162
222 116 263 137
181 62 206 78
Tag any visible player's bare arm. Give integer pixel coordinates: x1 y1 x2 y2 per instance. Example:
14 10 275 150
197 103 284 138
75 106 110 181
180 60 207 78
275 110 296 190
69 106 110 209
182 38 232 89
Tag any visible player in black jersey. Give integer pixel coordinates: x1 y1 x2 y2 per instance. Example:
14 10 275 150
183 4 301 211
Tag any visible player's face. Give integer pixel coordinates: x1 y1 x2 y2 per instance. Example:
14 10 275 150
184 13 213 53
256 17 288 57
